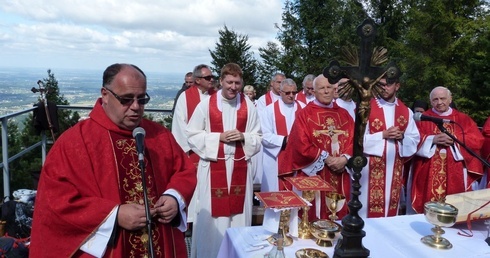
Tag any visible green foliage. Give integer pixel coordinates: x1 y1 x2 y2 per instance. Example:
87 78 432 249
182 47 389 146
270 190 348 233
209 25 259 87
256 42 283 96
252 0 490 124
274 0 367 88
388 0 490 125
3 69 82 196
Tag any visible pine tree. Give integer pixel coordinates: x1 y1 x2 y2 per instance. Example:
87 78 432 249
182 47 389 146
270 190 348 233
209 25 258 86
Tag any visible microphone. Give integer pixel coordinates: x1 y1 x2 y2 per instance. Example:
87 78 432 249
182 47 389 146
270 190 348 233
132 127 146 161
413 112 454 124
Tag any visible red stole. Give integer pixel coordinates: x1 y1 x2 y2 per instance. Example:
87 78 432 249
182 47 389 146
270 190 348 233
273 100 303 136
274 101 303 190
296 91 307 104
110 132 164 257
209 93 248 217
265 91 273 106
367 98 409 217
184 86 201 120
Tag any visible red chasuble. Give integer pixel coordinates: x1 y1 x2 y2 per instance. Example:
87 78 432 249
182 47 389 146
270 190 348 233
482 117 490 187
30 99 197 258
367 98 409 218
411 109 484 213
209 93 248 217
279 102 354 219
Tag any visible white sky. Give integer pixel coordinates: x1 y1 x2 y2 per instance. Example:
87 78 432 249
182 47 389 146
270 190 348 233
0 0 283 74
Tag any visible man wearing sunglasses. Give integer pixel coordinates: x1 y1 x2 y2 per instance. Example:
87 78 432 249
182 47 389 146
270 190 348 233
171 64 215 234
30 63 197 258
172 64 215 160
261 78 305 193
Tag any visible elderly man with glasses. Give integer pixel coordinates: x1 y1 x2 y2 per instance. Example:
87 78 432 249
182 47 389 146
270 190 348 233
30 63 197 257
261 78 305 193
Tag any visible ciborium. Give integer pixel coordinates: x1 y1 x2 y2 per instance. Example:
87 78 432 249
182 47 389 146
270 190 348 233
325 192 346 221
421 201 458 249
310 219 342 247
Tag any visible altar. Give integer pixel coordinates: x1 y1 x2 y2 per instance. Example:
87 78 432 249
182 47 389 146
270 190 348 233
217 214 490 258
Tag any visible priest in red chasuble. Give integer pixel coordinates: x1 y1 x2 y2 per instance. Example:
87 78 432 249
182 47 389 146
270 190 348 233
411 86 483 213
360 77 420 218
186 63 261 258
30 64 197 258
279 74 354 220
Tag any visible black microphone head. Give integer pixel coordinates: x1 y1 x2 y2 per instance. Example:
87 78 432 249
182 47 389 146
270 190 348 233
413 112 423 121
132 127 146 138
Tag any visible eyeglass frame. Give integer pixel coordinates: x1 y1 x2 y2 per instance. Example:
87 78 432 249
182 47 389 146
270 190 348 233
103 87 151 106
197 75 214 81
282 90 298 96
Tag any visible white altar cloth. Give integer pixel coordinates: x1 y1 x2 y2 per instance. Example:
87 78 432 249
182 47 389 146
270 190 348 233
217 214 490 258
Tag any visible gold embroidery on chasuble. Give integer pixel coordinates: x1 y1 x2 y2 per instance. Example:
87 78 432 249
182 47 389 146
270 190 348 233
430 149 448 202
113 138 162 258
396 115 407 128
369 156 385 213
428 124 451 203
309 112 350 189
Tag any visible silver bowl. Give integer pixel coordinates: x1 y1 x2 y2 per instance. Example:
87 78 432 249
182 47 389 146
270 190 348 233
421 201 458 249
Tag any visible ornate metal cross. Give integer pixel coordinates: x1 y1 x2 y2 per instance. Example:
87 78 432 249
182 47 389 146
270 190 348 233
322 19 400 258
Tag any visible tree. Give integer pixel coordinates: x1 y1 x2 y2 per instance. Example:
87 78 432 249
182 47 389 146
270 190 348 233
256 41 283 96
5 69 81 194
209 25 258 86
275 0 367 86
392 0 490 125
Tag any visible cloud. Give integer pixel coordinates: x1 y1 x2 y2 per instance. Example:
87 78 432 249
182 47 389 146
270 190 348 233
0 0 283 73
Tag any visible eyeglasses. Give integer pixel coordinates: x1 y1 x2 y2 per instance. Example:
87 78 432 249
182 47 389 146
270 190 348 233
198 75 214 81
104 87 150 106
306 87 314 90
282 91 298 96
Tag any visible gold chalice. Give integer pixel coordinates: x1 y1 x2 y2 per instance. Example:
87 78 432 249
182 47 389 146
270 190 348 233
310 219 342 247
325 192 346 221
421 201 458 249
298 190 315 239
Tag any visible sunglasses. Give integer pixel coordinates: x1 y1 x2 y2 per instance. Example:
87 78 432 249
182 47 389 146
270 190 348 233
282 91 298 96
104 87 150 106
198 75 214 81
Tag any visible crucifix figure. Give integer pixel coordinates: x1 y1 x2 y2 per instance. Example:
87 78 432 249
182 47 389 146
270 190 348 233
322 19 401 258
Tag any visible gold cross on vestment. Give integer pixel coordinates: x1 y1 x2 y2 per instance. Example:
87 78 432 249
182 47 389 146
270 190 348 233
233 186 242 195
215 188 223 198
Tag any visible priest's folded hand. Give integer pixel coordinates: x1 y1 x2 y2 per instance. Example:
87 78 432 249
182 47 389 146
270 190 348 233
154 195 178 224
117 203 150 230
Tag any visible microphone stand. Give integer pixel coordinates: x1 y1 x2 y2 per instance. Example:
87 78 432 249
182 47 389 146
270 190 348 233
436 122 490 168
138 155 155 258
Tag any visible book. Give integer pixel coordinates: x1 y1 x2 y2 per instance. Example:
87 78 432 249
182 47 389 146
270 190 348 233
445 188 490 223
284 175 335 192
254 191 308 209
